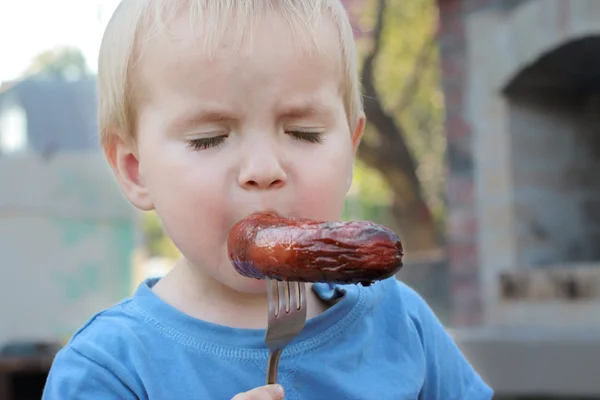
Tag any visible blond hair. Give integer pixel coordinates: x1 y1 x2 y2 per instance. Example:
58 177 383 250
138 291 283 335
98 0 364 150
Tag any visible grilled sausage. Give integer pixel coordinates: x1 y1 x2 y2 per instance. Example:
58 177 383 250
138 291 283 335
227 212 404 285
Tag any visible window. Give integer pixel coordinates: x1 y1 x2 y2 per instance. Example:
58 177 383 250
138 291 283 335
0 103 28 154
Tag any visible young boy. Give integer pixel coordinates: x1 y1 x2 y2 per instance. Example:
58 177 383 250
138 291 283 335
43 0 493 399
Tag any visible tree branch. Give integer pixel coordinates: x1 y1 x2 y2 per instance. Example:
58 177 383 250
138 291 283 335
357 0 442 250
361 0 386 106
393 33 437 115
360 0 421 191
355 134 380 169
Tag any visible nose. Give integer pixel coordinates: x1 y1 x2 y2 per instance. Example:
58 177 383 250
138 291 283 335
238 141 287 190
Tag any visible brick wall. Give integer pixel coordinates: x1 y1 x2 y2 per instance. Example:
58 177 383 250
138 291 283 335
437 0 481 326
437 0 599 325
436 0 530 325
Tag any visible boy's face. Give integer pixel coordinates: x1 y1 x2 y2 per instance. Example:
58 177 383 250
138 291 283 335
111 11 364 293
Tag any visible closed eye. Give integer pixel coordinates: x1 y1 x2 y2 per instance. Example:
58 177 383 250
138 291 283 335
188 136 227 150
287 131 324 144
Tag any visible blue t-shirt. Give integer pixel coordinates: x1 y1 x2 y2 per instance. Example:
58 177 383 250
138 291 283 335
42 277 493 399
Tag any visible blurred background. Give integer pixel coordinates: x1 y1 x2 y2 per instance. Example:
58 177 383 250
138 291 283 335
1 0 599 398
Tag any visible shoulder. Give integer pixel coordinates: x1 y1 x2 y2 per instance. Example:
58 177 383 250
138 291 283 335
366 277 435 322
367 278 457 360
67 297 143 356
365 277 454 345
43 299 147 399
366 278 494 399
324 277 433 326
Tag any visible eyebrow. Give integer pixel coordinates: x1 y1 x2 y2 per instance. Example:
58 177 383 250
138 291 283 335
168 109 237 133
167 102 335 133
278 103 334 120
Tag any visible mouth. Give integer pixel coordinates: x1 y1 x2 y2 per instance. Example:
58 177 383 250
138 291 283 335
243 208 287 220
249 209 284 218
229 209 287 231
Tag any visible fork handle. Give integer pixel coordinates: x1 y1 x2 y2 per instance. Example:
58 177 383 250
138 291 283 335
266 349 283 385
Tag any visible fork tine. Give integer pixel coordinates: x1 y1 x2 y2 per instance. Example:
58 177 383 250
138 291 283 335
283 281 291 313
289 281 302 311
289 282 298 311
267 279 278 318
298 282 307 310
277 281 288 316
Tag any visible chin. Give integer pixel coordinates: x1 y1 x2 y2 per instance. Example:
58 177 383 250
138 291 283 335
226 273 269 294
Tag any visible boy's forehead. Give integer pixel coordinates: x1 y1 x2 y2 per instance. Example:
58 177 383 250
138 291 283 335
138 3 343 64
131 7 345 98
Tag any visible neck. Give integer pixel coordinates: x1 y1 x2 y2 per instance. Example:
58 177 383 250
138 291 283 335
152 258 328 329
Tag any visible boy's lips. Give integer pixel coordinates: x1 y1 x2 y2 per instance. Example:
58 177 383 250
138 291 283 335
244 208 287 219
230 209 288 229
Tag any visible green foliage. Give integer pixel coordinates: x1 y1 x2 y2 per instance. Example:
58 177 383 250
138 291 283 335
351 159 393 206
25 46 90 79
142 211 181 259
343 158 394 224
354 0 446 227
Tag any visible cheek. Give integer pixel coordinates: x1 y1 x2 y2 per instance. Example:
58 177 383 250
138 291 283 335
293 139 354 220
140 145 230 246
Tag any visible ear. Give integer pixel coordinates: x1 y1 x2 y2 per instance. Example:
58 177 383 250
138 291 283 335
104 136 154 211
346 114 366 192
351 113 366 153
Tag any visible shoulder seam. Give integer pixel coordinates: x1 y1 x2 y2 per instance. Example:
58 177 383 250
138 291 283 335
69 298 135 344
63 345 139 396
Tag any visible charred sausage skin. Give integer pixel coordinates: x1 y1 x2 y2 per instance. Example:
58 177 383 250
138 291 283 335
227 212 404 284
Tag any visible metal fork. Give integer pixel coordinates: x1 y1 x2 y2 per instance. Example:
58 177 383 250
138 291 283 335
265 279 307 385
